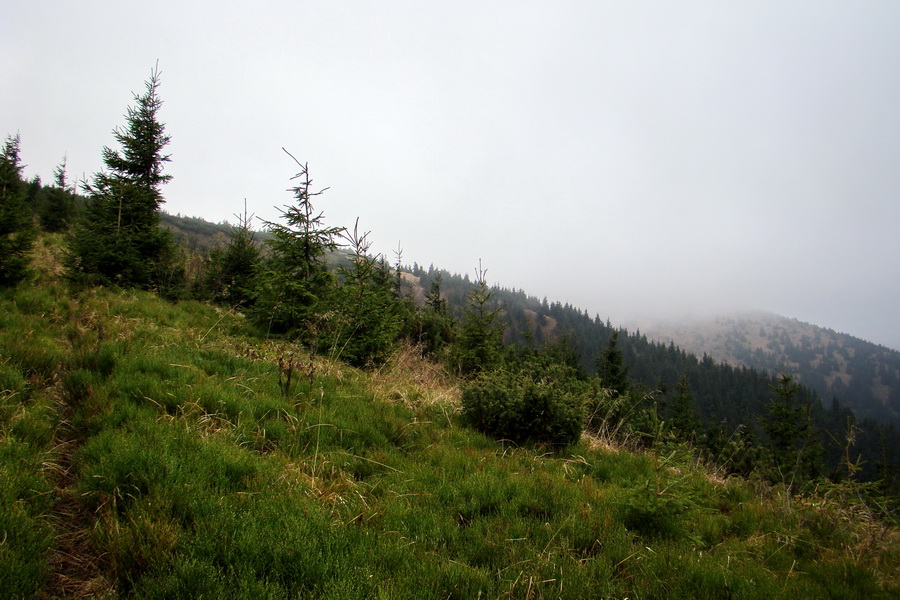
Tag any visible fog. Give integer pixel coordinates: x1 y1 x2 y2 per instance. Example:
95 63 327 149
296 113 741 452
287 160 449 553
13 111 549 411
4 1 900 349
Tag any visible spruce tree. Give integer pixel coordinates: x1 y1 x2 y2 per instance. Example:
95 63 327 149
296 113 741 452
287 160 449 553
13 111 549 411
201 203 261 307
454 262 504 376
39 155 76 232
597 331 629 397
0 133 35 286
326 220 400 367
250 151 343 337
670 375 699 436
761 373 802 471
419 273 455 355
760 373 824 485
68 65 178 291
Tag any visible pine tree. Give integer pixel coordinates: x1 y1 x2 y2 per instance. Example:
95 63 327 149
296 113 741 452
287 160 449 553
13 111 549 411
453 261 504 376
0 133 35 286
320 221 401 366
68 65 179 292
250 151 343 337
39 155 76 232
597 331 629 397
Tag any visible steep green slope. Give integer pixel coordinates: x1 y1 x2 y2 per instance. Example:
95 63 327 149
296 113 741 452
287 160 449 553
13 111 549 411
1 241 898 598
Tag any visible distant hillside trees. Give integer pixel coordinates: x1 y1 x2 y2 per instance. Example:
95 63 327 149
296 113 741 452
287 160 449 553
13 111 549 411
0 133 35 287
67 66 181 294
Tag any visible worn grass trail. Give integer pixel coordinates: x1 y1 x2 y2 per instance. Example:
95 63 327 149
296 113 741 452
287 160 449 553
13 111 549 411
40 378 114 599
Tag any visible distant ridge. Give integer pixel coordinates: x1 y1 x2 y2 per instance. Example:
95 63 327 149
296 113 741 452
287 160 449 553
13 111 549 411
631 310 900 425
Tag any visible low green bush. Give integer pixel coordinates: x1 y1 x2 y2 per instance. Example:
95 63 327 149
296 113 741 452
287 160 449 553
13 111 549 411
461 369 584 447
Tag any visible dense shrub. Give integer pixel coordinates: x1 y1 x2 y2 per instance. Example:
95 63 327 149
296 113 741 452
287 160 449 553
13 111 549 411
461 368 584 448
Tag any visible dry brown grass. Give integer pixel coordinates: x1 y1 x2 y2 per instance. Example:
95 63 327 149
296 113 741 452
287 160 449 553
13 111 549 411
369 342 461 410
582 430 626 455
40 488 116 600
215 337 357 384
30 233 68 281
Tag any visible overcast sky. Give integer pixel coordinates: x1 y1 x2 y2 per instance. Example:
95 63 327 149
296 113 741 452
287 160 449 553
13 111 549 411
3 1 900 349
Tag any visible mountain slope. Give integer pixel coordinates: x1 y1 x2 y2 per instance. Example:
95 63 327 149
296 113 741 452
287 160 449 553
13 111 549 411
632 311 900 425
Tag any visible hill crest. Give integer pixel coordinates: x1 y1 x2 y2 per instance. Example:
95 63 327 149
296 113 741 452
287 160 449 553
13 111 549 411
630 310 900 424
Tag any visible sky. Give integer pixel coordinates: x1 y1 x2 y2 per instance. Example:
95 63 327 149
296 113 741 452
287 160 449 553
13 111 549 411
3 1 900 350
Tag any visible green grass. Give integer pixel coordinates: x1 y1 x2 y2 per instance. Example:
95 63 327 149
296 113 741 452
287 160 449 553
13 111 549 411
0 277 898 598
0 355 57 598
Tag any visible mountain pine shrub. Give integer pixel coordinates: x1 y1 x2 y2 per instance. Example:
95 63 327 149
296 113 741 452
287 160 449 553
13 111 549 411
461 366 584 448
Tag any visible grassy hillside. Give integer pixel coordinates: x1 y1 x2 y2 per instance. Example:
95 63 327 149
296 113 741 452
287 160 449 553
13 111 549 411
1 237 898 598
153 211 899 428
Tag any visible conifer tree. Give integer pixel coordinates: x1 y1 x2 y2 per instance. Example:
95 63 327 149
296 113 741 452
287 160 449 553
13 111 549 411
39 155 76 232
454 262 504 376
68 65 179 291
201 203 261 307
390 243 419 340
250 151 343 337
0 133 35 286
325 219 400 366
761 373 823 485
597 331 629 397
670 375 699 436
419 273 455 355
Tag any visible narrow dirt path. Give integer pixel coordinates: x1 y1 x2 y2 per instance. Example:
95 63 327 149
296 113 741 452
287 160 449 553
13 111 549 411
38 389 114 599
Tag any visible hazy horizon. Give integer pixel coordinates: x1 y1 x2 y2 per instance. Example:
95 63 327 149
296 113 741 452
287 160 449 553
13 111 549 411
4 2 899 350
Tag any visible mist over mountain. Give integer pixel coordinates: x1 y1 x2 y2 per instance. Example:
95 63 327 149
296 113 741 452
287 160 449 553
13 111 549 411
629 311 900 425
